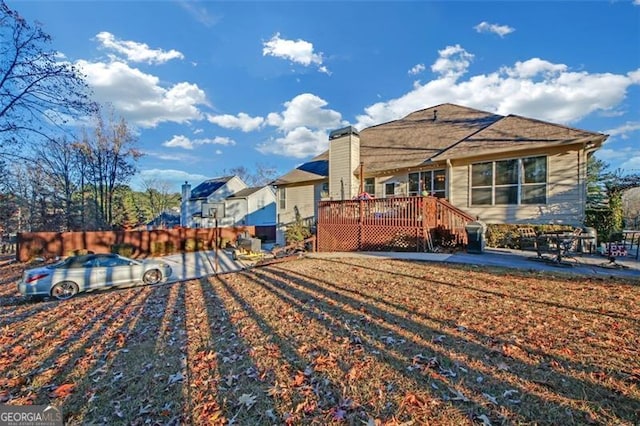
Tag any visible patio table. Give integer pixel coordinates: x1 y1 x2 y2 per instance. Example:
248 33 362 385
536 231 592 265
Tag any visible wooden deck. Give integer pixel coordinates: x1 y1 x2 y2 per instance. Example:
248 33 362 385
316 196 475 252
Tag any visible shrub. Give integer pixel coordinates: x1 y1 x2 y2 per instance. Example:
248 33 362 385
111 243 135 257
184 239 206 252
485 224 575 249
151 242 166 256
285 207 311 244
67 249 91 257
184 238 197 252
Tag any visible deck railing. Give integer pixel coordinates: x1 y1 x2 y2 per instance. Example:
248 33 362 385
317 196 475 252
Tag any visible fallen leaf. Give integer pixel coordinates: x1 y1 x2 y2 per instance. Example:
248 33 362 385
447 387 469 402
238 393 257 409
50 383 75 398
503 389 518 398
167 372 184 385
139 404 152 415
496 362 510 371
482 392 498 404
477 414 492 426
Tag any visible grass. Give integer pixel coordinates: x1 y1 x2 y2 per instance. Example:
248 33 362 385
0 256 639 425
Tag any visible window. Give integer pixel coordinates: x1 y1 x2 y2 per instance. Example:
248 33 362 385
408 170 446 198
384 183 395 197
364 178 375 195
279 187 286 209
471 156 547 205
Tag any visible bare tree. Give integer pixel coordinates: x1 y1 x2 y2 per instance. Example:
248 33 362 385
141 178 180 226
32 137 81 230
79 108 142 229
223 163 279 186
0 1 95 154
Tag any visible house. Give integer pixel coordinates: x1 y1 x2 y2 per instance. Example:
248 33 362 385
147 209 181 230
180 176 276 228
272 103 607 245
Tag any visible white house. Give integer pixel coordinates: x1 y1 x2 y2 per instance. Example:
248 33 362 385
180 176 276 228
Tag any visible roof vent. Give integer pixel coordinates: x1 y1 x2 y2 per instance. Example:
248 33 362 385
329 126 360 140
433 110 438 121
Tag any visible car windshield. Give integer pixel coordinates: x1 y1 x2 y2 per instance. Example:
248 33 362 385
46 258 74 269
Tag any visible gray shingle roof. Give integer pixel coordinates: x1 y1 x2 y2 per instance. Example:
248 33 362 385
190 176 234 199
226 187 264 198
273 103 607 184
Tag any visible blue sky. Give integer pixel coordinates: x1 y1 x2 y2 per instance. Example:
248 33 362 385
11 0 640 191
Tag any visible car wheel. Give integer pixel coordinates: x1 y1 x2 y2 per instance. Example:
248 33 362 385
143 269 162 285
51 281 79 300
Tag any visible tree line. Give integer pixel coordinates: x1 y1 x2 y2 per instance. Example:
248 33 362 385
0 2 179 235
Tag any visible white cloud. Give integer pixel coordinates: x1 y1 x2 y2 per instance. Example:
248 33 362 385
257 127 329 158
355 45 639 129
207 112 264 132
408 63 426 75
257 93 346 157
76 59 207 127
178 2 220 27
597 147 640 173
474 21 515 37
266 93 344 131
620 155 640 172
431 44 474 78
96 32 184 64
163 135 236 149
163 135 193 149
131 168 210 192
262 33 330 74
605 122 640 139
634 0 640 6
504 58 567 79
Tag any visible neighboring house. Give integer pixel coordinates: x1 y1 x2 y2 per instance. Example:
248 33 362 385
147 209 181 230
180 176 276 228
272 103 607 245
225 186 277 226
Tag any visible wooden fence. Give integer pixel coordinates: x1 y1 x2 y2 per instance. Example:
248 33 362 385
316 196 475 252
15 226 271 262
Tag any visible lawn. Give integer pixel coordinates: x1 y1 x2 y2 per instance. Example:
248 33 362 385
1 257 638 425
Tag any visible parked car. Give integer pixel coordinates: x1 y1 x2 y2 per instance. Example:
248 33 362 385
18 253 173 300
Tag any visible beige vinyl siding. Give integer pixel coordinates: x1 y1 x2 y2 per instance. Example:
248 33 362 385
276 182 324 244
449 146 585 225
329 134 360 200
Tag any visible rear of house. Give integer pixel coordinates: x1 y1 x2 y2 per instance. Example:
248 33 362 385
273 103 607 245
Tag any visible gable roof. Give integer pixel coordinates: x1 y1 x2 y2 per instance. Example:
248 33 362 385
360 104 502 171
272 153 328 186
147 210 180 227
432 113 604 161
226 187 265 199
189 176 234 200
274 103 607 184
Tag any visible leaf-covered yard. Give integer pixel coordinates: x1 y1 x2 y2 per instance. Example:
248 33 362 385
1 257 639 425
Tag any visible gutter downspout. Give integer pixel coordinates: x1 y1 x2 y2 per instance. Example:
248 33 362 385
446 159 452 200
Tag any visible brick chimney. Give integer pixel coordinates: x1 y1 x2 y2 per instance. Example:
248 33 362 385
328 126 360 200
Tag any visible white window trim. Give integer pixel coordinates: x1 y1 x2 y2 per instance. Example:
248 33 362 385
470 156 548 206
